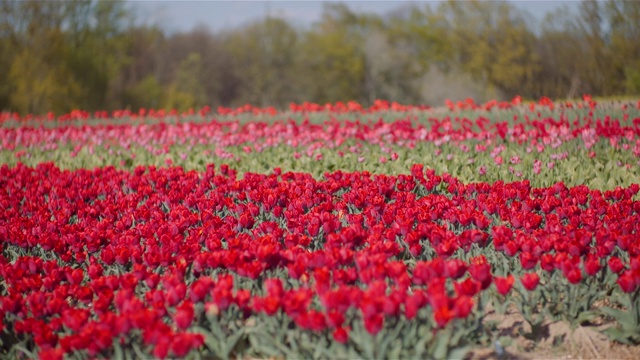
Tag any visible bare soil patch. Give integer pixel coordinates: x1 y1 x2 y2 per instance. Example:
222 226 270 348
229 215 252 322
467 306 640 360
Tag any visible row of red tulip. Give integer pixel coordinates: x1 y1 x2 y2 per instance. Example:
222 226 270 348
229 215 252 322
2 112 639 155
2 95 638 123
1 163 639 358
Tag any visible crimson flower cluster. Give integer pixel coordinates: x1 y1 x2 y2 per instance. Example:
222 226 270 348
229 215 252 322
1 162 639 358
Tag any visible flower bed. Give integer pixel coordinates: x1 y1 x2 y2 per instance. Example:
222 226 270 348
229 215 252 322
1 97 640 359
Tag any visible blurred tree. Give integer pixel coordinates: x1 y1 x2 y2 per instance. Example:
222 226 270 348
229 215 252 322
2 0 640 113
65 0 131 109
0 0 130 113
115 26 165 109
535 7 588 99
386 4 453 73
296 3 365 104
123 75 164 110
164 52 207 111
606 0 640 95
346 10 423 104
224 17 299 107
575 0 615 96
435 0 539 99
160 26 234 107
0 35 12 110
8 45 82 113
2 1 80 113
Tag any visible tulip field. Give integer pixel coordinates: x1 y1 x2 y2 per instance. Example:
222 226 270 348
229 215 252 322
2 96 640 359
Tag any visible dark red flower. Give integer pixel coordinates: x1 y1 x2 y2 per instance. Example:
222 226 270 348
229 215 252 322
453 296 474 319
260 296 280 315
189 278 213 302
363 313 384 335
382 291 402 317
617 270 638 293
520 272 540 291
171 332 204 357
404 292 425 320
332 327 349 344
264 278 284 298
67 268 85 285
326 310 345 328
584 256 602 277
608 257 625 274
444 259 468 280
563 265 582 284
238 213 254 229
115 247 130 266
504 241 519 256
519 251 538 270
152 336 171 359
173 302 194 330
166 283 187 307
468 256 492 289
540 253 555 272
455 277 481 297
305 310 327 332
234 289 251 309
433 305 454 328
359 294 382 319
62 309 89 332
39 347 64 360
494 275 515 296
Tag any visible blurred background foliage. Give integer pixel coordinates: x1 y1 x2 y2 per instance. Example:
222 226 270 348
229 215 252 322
0 0 639 114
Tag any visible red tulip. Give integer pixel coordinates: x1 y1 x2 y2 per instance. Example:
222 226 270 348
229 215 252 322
469 256 492 289
617 271 638 293
238 213 254 229
171 332 204 357
563 265 582 285
520 273 540 291
453 295 474 319
519 251 538 270
434 305 454 328
326 310 345 329
494 275 515 296
363 313 384 335
608 257 625 274
332 327 349 344
444 259 468 280
584 256 602 277
455 277 481 297
540 253 555 272
39 347 64 360
62 309 89 332
173 302 194 330
404 292 425 320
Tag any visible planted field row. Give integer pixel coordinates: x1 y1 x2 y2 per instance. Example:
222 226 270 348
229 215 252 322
2 98 640 359
1 163 640 359
5 96 632 124
2 104 640 189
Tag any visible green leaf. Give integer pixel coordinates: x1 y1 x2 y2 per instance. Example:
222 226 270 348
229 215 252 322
576 311 598 325
447 345 472 360
222 328 246 358
14 344 35 359
132 343 150 360
378 321 405 359
602 327 638 345
432 327 452 360
600 307 638 330
113 340 125 360
193 325 221 354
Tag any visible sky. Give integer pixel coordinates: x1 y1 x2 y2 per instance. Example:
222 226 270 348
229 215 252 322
130 1 579 33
